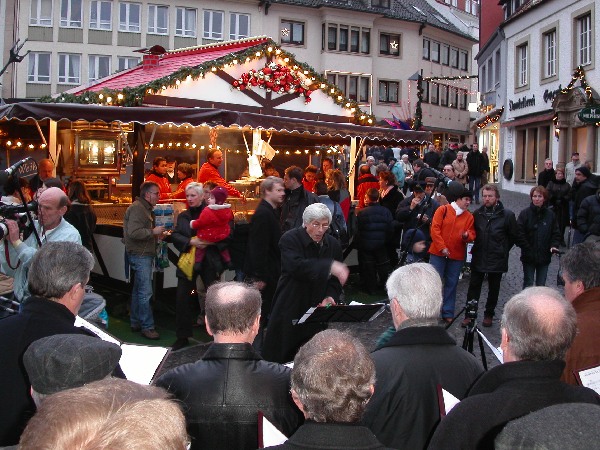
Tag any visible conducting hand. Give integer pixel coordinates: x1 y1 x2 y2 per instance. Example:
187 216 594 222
318 297 336 307
330 261 349 286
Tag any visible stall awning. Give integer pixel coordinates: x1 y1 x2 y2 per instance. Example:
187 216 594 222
0 102 432 145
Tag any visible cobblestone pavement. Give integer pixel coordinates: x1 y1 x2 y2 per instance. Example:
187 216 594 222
159 188 565 375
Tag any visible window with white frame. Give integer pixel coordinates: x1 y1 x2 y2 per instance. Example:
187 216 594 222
431 41 440 62
61 0 82 27
450 48 459 68
517 43 528 87
31 0 53 26
326 72 371 102
430 83 439 104
119 2 141 32
481 67 486 93
576 13 592 66
487 59 493 91
440 84 448 106
449 88 459 108
441 44 449 65
422 81 429 103
230 13 250 40
465 0 478 15
379 33 400 56
459 50 469 71
378 80 399 103
148 5 168 34
203 10 224 40
423 38 430 60
326 24 370 54
89 55 111 82
281 20 304 45
90 0 112 30
58 53 81 84
494 50 501 86
28 52 50 82
118 56 139 71
543 29 556 78
459 90 468 110
176 7 196 37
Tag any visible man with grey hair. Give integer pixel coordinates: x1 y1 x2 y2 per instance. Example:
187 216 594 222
263 203 349 363
270 330 389 449
156 281 301 450
560 241 600 385
429 287 600 450
0 186 82 302
362 263 482 449
0 242 94 446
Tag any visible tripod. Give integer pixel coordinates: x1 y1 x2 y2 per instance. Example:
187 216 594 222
451 299 488 370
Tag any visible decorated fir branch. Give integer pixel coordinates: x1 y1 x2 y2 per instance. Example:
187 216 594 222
39 38 376 126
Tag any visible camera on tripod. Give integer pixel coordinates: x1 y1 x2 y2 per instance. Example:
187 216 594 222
464 298 478 321
0 201 38 241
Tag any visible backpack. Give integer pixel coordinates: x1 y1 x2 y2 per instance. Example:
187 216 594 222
329 202 349 250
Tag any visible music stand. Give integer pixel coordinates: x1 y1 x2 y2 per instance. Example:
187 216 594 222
293 303 386 326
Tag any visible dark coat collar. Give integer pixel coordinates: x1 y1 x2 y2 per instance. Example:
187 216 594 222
380 325 456 349
22 295 76 320
286 421 386 448
202 342 263 361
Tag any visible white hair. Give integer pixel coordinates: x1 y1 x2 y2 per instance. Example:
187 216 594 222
302 203 332 225
386 263 442 319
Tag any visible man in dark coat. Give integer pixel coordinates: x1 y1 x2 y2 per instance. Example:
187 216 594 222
395 183 439 247
439 143 458 167
244 177 285 346
156 281 302 450
463 184 517 327
577 189 600 240
362 263 483 449
263 204 349 364
429 287 600 450
572 166 599 244
423 144 441 169
0 242 96 446
281 165 318 233
466 143 485 204
356 188 392 293
271 330 391 450
537 158 556 187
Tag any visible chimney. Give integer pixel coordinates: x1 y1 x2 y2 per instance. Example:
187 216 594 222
134 45 167 70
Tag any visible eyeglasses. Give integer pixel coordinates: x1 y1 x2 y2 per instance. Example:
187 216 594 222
309 222 330 230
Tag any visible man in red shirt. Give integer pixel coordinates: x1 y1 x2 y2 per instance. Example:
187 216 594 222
144 157 172 201
198 149 243 199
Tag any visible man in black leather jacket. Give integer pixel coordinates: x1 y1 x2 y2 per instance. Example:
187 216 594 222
155 281 301 450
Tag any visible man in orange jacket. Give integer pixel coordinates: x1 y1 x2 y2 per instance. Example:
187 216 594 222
144 157 173 202
429 187 476 322
198 149 243 199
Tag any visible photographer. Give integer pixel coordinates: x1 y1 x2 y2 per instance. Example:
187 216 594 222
0 187 81 303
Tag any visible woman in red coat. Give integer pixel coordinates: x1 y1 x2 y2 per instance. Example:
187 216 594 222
171 163 195 204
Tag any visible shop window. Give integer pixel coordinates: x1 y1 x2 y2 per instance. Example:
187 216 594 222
119 2 141 32
379 80 399 103
28 52 51 83
543 29 556 78
203 10 224 40
148 5 168 35
89 55 111 82
90 0 112 30
31 0 53 26
61 0 82 28
515 125 550 183
380 33 400 56
58 53 81 84
176 7 196 37
281 20 304 45
230 13 250 40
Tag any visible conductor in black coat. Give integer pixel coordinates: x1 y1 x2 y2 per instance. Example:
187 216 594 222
262 203 349 364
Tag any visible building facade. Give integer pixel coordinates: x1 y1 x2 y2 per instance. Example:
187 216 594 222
1 0 478 144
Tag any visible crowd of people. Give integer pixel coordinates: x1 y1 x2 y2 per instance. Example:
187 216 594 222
0 147 599 448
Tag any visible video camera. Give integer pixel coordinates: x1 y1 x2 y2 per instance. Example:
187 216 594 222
0 201 38 241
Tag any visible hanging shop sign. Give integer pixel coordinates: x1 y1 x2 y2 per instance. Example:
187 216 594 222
577 106 600 123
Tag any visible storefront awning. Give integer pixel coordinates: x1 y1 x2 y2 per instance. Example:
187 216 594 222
501 111 554 128
0 102 432 145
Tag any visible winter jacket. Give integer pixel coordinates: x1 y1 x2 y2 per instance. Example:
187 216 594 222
171 177 194 200
123 196 157 257
423 150 441 169
452 159 468 185
466 150 485 177
64 202 97 253
145 171 172 201
470 201 517 273
537 168 556 188
516 204 561 266
577 193 600 236
357 203 393 251
389 162 405 187
281 185 319 233
429 204 475 261
156 343 301 450
355 174 379 209
191 204 233 243
573 177 599 227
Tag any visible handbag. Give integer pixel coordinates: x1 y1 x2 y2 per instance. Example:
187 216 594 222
177 246 196 281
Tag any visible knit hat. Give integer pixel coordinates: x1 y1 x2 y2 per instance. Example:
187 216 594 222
23 334 122 395
210 186 228 204
459 187 473 199
402 228 426 248
575 166 592 178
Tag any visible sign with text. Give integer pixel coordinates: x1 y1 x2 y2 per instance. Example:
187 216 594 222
578 106 600 123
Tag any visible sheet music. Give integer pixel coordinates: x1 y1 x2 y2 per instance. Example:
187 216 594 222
442 388 460 414
75 316 169 385
578 365 600 394
261 414 288 447
476 329 503 363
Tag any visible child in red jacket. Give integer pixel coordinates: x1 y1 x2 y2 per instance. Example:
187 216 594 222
190 186 233 266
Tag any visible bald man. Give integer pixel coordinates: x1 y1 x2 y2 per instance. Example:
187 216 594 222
0 187 81 302
29 158 55 193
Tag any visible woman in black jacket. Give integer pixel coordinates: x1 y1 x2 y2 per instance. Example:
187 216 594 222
516 186 561 289
64 181 97 253
546 166 571 245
